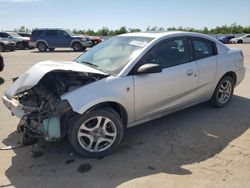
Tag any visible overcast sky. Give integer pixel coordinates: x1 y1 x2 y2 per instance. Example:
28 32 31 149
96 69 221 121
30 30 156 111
0 0 249 31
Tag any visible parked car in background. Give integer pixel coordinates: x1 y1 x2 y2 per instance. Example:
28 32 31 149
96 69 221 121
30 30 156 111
0 39 16 52
218 35 235 44
0 52 4 72
89 36 103 46
17 32 31 38
230 34 250 43
29 29 93 52
2 32 245 158
0 32 30 50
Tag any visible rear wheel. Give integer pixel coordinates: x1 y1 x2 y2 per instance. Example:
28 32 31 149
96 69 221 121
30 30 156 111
210 76 234 108
237 40 243 44
72 42 83 51
69 108 124 158
0 44 5 52
17 42 25 50
37 42 47 52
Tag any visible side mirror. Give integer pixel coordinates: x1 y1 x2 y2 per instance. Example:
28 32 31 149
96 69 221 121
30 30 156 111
136 63 162 75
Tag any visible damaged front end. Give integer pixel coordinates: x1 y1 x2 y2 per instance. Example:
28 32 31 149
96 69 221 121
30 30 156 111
2 64 107 143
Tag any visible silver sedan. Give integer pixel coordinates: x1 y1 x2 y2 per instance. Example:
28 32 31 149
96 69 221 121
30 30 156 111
2 32 246 157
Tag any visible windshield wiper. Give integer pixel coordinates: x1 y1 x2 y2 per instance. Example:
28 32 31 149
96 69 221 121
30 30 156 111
81 61 99 68
75 60 111 75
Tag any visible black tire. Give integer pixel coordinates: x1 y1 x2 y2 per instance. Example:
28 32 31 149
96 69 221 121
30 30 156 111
0 44 5 52
69 108 124 158
72 42 83 52
237 40 243 44
17 42 25 50
0 55 4 72
37 42 47 52
49 48 55 52
210 76 235 108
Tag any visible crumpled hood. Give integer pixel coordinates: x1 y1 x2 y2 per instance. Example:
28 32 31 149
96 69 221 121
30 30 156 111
4 60 107 99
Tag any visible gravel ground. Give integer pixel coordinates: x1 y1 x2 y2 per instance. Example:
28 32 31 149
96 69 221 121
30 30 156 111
0 45 249 188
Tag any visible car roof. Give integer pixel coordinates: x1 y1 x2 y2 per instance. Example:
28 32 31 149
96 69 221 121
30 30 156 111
33 28 65 31
120 31 218 42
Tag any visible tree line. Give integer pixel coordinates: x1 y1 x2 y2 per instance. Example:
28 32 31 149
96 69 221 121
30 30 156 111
11 23 250 36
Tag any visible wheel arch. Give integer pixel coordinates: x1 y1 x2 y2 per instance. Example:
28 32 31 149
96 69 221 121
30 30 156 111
83 101 128 128
223 71 237 85
35 40 49 48
212 71 237 97
70 39 82 47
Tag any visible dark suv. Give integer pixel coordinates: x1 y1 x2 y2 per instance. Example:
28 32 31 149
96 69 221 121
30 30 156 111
29 29 93 52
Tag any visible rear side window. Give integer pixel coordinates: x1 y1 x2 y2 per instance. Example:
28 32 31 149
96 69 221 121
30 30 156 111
192 38 217 60
32 30 44 37
45 30 58 36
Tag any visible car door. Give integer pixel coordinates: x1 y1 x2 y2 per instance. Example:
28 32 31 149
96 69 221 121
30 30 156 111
45 30 58 47
191 37 218 101
133 37 198 121
56 30 71 47
245 35 250 43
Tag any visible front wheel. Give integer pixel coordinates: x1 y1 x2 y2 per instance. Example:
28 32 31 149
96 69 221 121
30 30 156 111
210 76 234 108
69 108 124 158
72 42 84 51
237 40 243 44
17 42 25 50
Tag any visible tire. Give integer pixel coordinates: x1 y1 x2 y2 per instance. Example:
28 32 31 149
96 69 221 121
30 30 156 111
17 42 25 50
69 108 124 158
72 42 83 52
37 42 47 52
0 44 5 52
49 48 55 52
0 55 4 72
237 40 243 44
210 76 235 108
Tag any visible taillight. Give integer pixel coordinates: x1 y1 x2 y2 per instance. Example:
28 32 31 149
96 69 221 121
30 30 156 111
29 37 32 42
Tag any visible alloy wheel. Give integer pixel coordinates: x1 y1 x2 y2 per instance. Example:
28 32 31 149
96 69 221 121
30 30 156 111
218 80 232 104
77 116 117 152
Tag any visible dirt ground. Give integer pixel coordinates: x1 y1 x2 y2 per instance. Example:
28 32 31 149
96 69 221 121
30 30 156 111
0 45 249 188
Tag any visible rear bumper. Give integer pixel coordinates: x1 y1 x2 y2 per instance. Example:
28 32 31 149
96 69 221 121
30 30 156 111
29 42 36 48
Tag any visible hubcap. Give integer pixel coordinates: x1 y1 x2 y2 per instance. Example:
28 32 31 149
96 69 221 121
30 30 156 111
74 43 81 51
39 43 46 51
218 80 232 104
77 116 117 152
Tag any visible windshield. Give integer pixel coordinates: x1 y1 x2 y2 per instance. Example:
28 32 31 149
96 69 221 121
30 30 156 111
8 32 21 38
75 36 154 75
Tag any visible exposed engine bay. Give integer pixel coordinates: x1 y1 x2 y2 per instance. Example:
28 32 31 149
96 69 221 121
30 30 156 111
4 70 107 143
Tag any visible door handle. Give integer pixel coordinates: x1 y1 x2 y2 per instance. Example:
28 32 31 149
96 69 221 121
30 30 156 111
186 69 193 76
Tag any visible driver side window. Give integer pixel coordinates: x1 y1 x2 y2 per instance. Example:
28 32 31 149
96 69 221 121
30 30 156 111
141 38 190 69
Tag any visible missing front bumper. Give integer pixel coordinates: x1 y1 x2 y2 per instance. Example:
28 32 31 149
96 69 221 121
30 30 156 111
2 96 32 118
